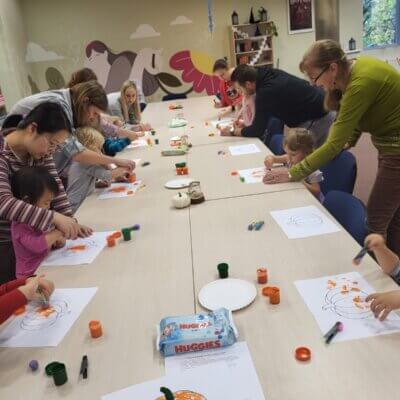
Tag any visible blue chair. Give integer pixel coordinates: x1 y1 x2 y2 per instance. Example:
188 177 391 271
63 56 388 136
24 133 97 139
162 94 188 101
269 134 285 155
263 117 284 146
320 150 357 195
323 190 367 245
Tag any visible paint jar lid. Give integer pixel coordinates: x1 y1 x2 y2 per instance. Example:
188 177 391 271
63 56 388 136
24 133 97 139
295 347 311 362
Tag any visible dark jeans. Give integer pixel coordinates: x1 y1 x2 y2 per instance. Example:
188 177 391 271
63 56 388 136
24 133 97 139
367 154 400 256
0 241 16 284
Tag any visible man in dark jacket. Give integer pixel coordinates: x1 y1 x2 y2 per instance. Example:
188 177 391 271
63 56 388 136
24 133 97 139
223 65 335 148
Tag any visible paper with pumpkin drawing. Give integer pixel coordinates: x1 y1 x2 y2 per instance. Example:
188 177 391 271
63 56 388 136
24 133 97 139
295 271 400 342
41 232 113 267
102 363 254 399
98 181 143 200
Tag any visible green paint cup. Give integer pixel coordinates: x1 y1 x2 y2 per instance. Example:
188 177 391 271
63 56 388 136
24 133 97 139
217 263 229 279
122 228 132 241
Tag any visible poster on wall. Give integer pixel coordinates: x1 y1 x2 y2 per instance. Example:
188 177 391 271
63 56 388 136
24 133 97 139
287 0 314 34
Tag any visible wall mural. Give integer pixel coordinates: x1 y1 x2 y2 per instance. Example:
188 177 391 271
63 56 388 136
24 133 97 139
25 42 65 63
84 40 219 96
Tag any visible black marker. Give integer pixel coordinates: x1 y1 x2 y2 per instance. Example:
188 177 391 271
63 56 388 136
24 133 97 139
324 321 343 344
79 355 88 379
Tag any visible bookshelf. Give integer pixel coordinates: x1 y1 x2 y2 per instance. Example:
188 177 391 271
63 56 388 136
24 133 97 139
229 20 275 68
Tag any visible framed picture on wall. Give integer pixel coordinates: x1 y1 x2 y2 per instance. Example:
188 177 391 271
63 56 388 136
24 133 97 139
287 0 315 34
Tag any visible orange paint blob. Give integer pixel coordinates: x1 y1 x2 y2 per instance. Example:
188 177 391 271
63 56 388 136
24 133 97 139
351 287 361 292
127 190 134 195
13 305 26 316
35 306 55 318
68 245 87 252
109 186 127 193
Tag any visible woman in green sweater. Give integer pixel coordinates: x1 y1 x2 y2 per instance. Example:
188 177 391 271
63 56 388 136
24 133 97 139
264 40 400 256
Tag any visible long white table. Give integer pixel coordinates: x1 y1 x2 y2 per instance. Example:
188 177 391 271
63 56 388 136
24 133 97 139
1 96 399 400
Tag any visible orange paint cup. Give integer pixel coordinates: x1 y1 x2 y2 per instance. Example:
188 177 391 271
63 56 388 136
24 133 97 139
257 268 268 284
269 287 280 305
89 320 103 338
111 232 122 239
107 237 116 247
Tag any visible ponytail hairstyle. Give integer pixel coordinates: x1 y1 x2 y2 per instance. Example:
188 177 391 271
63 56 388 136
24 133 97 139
213 57 229 72
2 102 71 135
299 40 350 111
120 80 140 123
70 80 108 127
67 68 98 88
284 128 315 155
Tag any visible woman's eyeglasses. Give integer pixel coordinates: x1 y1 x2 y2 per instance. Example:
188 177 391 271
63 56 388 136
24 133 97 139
310 65 329 84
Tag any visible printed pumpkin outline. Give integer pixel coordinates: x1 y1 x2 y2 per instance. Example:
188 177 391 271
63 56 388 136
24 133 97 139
84 40 191 97
156 387 206 400
20 300 70 331
286 213 324 228
322 278 373 320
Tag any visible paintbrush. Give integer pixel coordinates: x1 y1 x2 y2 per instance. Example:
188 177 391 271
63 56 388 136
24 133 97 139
37 287 49 309
353 246 369 266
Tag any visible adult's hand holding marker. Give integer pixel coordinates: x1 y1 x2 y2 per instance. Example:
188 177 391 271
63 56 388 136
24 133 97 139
53 213 92 240
113 158 136 172
264 155 275 169
366 291 400 321
263 166 291 184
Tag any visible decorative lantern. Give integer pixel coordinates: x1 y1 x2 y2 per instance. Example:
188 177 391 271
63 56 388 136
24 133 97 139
259 7 268 22
349 37 356 51
188 181 205 204
231 10 239 25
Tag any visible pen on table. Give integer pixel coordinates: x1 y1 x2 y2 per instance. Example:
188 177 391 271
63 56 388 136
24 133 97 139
324 321 343 344
79 355 88 380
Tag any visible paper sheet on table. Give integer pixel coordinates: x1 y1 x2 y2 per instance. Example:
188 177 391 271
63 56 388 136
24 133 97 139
229 143 261 156
270 205 341 239
102 363 260 400
127 139 148 149
209 118 233 129
295 271 400 342
41 231 112 267
0 288 97 347
164 341 265 399
98 180 143 200
238 167 266 183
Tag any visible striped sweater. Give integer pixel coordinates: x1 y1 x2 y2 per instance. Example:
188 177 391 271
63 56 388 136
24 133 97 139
0 134 73 244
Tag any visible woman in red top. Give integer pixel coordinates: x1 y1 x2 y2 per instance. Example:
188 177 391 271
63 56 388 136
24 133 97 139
213 58 243 109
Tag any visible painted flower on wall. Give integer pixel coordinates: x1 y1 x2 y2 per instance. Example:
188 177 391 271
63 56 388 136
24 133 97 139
170 50 220 95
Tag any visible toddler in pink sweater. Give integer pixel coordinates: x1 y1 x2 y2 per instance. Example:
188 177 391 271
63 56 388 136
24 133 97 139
11 166 65 278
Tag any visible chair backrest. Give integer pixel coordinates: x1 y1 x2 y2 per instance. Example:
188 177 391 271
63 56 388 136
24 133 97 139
323 190 367 245
320 150 357 195
269 134 285 155
162 94 188 101
263 117 284 146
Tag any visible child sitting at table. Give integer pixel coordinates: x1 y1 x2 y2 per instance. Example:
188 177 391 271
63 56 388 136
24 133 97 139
264 128 324 202
67 127 132 213
0 275 55 324
359 234 400 321
11 167 66 278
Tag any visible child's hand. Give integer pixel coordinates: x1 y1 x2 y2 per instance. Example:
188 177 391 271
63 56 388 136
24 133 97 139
136 131 145 137
140 123 152 131
114 158 135 172
18 275 54 302
365 234 385 251
234 119 245 129
111 167 131 181
77 224 93 238
95 179 110 189
264 155 275 169
127 132 139 142
366 290 400 321
220 126 233 136
53 237 66 249
113 119 124 127
53 213 79 239
214 100 222 109
263 167 290 184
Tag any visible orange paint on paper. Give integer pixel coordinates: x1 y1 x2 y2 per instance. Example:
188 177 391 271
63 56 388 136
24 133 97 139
127 190 134 195
35 306 55 318
353 296 362 303
109 186 127 193
68 245 87 252
340 290 349 294
351 287 361 292
13 305 26 316
327 280 336 286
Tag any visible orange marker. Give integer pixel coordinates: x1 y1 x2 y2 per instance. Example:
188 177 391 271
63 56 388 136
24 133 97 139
231 171 238 176
111 232 122 239
89 320 103 338
257 268 268 284
68 245 86 251
269 287 280 305
127 190 134 195
295 347 311 362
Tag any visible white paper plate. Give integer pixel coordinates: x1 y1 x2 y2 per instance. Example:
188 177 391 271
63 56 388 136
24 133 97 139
170 136 181 141
164 178 194 189
198 278 257 311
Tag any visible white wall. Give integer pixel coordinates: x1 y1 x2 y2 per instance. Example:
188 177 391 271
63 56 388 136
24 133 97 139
339 0 363 51
0 0 32 109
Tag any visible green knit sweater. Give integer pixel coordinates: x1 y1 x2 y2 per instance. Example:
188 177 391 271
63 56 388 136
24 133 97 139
290 56 400 181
